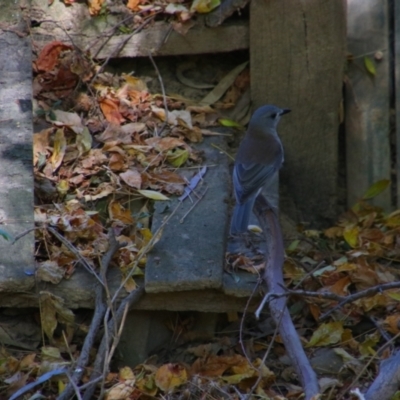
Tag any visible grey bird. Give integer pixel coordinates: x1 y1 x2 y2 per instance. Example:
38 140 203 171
230 105 290 235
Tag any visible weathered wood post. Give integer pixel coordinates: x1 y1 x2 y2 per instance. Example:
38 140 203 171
346 0 391 209
250 0 346 225
0 0 35 293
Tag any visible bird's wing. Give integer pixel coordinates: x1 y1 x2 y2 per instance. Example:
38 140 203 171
233 162 278 204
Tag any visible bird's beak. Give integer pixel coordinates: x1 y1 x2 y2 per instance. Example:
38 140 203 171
280 108 291 115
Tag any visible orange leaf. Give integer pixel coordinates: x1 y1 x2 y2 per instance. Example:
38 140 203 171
99 98 125 125
329 276 351 296
108 201 134 224
33 128 52 166
35 41 73 72
88 0 104 15
155 364 187 392
384 314 400 334
126 0 140 11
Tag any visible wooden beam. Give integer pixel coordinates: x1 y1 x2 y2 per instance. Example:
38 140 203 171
0 269 260 312
250 0 346 225
31 0 248 58
346 0 391 209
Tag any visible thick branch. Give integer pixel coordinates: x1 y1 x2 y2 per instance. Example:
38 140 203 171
253 194 319 400
364 351 400 400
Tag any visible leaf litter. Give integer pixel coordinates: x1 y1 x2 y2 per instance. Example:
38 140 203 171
6 8 400 398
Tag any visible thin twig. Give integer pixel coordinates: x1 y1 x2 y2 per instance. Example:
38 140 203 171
239 277 262 367
98 303 130 400
81 202 182 399
320 280 400 320
47 226 103 287
246 298 289 399
11 227 36 244
110 200 182 305
66 372 83 400
180 186 208 223
58 230 122 400
148 51 168 136
211 142 235 161
91 15 155 83
82 287 145 400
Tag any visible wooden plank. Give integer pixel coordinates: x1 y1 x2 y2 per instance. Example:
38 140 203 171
346 0 391 209
0 1 35 294
31 0 248 58
250 0 346 225
145 136 230 293
0 269 259 312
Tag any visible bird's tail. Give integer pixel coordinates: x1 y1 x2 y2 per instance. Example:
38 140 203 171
230 198 255 235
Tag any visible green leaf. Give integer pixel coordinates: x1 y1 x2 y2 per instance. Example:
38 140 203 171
137 190 170 201
0 228 13 241
218 119 244 130
287 239 300 252
166 148 189 167
190 0 220 13
387 292 400 301
119 25 132 34
306 321 344 347
362 179 390 200
364 56 376 76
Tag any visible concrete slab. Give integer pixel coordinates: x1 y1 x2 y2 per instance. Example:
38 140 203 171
145 136 231 293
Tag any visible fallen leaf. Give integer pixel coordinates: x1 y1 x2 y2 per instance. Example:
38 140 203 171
99 97 125 125
35 41 73 72
76 127 93 154
343 225 359 248
307 321 344 347
33 128 52 166
359 331 380 356
120 169 142 189
109 201 134 224
50 128 67 172
37 261 65 284
166 148 189 167
105 380 135 400
190 0 220 13
384 314 400 334
137 190 169 201
155 364 187 392
88 0 104 15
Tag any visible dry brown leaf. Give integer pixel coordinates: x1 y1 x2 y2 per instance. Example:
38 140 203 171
155 364 187 392
120 169 142 189
33 128 52 166
50 128 67 172
99 97 125 125
34 41 73 73
88 0 104 15
108 200 134 225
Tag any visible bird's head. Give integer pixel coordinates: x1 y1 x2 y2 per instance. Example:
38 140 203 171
249 105 291 132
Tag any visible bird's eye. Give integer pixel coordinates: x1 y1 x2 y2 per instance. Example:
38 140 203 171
271 113 277 118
